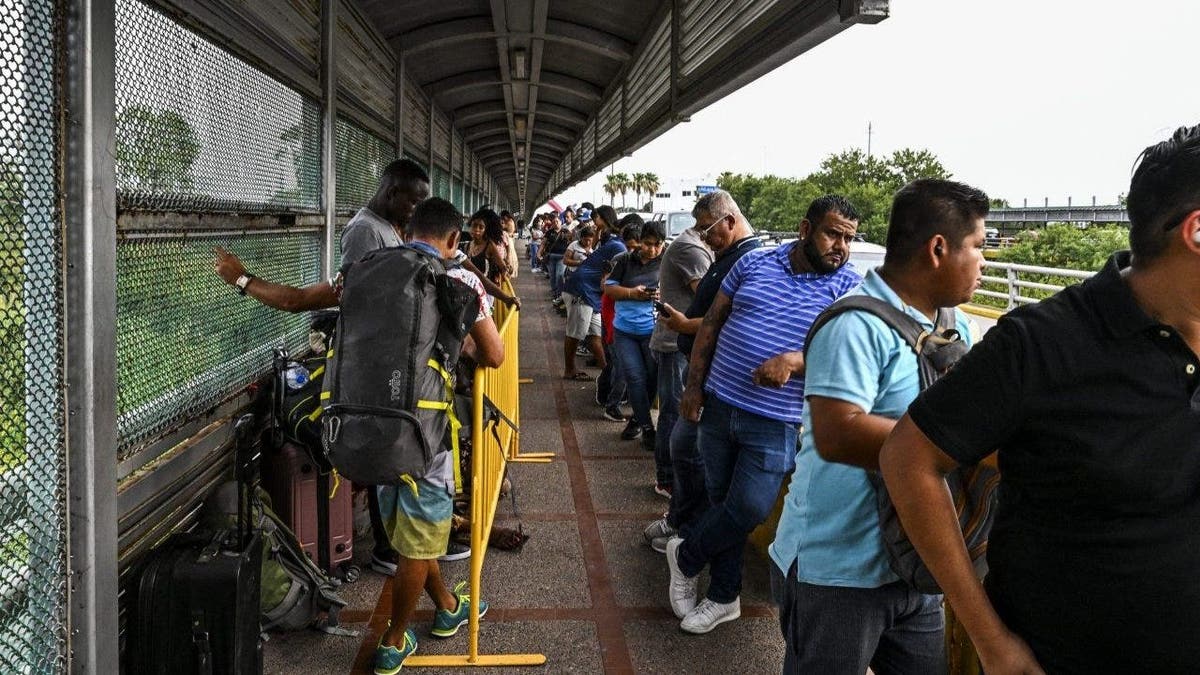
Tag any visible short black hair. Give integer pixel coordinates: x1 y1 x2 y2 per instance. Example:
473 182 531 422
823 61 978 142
618 213 645 228
1128 124 1200 261
594 205 618 229
380 158 430 188
409 197 463 239
641 220 667 243
499 209 512 220
805 195 861 226
884 179 990 266
581 201 595 210
621 223 642 242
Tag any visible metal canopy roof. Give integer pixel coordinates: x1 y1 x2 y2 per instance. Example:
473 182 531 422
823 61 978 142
364 0 889 211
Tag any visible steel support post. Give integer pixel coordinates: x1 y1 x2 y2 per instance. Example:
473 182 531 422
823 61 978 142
63 0 119 672
320 0 337 279
395 55 404 158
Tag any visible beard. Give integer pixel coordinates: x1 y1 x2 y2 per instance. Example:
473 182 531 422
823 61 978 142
802 237 845 274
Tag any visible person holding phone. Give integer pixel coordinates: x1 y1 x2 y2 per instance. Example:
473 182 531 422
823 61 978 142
603 219 667 445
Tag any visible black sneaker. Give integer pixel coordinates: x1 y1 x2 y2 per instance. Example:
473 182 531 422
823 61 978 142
603 406 627 422
437 541 472 562
640 426 657 452
620 420 642 440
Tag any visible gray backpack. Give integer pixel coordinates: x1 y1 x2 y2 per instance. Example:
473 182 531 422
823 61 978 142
320 245 478 486
805 295 999 595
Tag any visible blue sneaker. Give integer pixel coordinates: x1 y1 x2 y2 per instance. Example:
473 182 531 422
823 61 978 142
430 580 489 638
373 625 417 675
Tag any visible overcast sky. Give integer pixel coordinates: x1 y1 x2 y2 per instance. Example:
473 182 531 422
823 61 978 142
553 0 1200 211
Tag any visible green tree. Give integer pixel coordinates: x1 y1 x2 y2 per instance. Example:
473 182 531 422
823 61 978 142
611 172 631 209
603 174 621 206
630 172 647 210
114 106 200 194
1 160 26 471
641 173 660 211
993 223 1127 271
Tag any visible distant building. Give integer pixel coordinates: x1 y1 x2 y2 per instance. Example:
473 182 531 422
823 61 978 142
650 175 716 213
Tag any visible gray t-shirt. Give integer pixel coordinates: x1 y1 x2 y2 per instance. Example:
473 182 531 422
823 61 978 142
650 227 713 352
340 207 401 266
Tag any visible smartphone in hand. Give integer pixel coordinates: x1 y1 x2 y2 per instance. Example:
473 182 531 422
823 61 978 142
653 300 669 316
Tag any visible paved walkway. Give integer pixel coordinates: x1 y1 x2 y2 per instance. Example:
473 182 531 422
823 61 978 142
263 266 784 674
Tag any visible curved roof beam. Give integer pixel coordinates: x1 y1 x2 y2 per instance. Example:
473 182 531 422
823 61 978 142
453 101 588 130
463 122 512 143
396 17 633 63
426 69 601 104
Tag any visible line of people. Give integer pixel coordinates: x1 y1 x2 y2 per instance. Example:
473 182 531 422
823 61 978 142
540 124 1200 675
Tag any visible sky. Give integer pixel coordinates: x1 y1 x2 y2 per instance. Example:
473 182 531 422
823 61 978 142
551 0 1200 211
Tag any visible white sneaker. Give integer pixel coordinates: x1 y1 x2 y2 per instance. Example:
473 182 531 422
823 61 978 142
643 518 676 545
665 537 698 619
680 597 741 634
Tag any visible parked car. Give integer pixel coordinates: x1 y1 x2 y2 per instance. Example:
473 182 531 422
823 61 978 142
651 211 696 243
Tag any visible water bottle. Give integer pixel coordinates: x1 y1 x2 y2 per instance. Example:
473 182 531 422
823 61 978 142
285 363 310 390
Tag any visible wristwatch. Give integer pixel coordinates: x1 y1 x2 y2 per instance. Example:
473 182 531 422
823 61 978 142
235 273 255 295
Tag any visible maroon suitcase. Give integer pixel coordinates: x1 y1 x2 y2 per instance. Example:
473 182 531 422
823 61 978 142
263 441 357 579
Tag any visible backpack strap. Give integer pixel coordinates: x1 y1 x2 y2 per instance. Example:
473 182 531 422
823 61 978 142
804 295 940 390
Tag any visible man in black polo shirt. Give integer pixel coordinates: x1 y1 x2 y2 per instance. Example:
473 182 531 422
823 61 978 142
642 190 762 552
879 124 1200 674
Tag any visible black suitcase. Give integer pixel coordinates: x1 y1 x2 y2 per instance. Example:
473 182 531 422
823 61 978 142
129 415 265 675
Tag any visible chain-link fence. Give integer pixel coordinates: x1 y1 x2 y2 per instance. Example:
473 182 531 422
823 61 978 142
115 231 322 459
115 0 322 214
335 115 396 215
0 0 68 671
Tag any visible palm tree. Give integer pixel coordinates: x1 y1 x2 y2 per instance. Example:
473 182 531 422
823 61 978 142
641 172 660 210
611 172 630 209
603 174 621 206
630 172 647 210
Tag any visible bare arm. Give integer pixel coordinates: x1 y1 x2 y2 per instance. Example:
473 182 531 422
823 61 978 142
603 283 656 302
659 303 701 335
808 396 898 470
679 290 733 421
880 416 1043 675
465 316 504 368
462 258 520 309
214 246 338 312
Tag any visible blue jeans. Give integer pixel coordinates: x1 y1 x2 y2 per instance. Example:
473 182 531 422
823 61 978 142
678 396 798 604
547 254 565 297
529 241 540 269
771 562 946 675
667 414 707 539
598 342 626 407
612 330 657 429
652 351 686 487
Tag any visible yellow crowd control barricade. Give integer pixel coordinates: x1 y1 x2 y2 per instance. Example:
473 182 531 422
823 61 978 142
408 281 548 668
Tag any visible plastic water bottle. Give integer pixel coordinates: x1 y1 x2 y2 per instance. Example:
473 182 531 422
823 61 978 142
285 363 310 390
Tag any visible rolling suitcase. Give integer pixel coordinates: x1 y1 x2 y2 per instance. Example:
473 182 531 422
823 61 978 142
262 440 358 580
129 414 264 675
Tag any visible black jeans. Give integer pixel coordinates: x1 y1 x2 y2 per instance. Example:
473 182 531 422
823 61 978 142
770 562 946 675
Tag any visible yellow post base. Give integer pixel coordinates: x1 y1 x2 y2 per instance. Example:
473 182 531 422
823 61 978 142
405 653 547 667
509 452 555 463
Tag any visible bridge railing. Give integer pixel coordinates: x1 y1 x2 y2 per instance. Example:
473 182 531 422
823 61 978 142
973 261 1096 311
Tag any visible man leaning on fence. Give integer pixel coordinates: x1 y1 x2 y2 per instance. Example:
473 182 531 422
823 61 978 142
668 195 863 635
879 125 1200 675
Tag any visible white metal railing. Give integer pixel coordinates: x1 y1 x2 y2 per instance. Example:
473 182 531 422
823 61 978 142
974 261 1096 310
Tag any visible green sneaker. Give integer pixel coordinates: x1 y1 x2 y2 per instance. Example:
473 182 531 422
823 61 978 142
430 581 489 638
373 625 417 675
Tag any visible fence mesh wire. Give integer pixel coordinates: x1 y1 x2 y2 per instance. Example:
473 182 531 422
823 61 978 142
115 0 322 213
0 0 68 671
115 232 321 459
336 115 395 215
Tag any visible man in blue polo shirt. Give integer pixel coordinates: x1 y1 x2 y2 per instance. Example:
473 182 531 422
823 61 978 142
668 195 862 634
770 179 987 674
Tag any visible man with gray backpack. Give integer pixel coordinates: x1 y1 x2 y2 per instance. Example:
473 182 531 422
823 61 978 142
320 197 503 675
768 179 990 674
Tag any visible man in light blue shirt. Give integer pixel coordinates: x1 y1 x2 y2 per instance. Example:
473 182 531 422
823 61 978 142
768 179 989 675
667 196 862 635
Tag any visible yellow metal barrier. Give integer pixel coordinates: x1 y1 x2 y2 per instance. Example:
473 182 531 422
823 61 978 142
408 280 547 668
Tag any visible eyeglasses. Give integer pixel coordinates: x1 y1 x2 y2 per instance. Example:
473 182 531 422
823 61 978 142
698 213 730 238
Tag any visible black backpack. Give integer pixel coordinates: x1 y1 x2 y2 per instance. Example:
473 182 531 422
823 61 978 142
805 295 999 595
320 246 478 485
